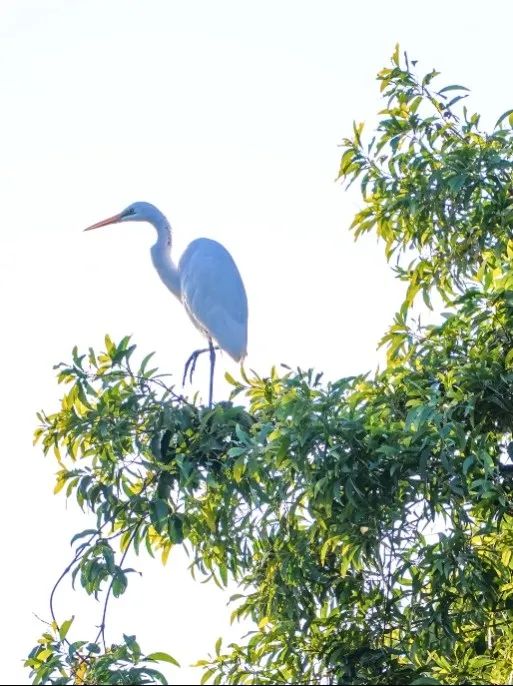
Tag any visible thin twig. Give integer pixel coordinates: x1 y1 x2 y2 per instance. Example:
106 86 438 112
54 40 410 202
95 523 141 650
49 530 99 636
49 475 156 643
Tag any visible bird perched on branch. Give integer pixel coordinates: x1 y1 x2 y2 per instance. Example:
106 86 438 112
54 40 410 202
85 201 248 405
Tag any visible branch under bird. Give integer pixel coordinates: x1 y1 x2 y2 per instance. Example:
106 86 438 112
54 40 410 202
84 201 248 406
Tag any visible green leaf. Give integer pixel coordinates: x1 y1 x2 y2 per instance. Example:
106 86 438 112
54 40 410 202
70 529 98 545
112 569 128 597
227 446 246 458
462 455 474 476
215 637 222 656
495 108 513 128
438 84 469 94
123 633 141 659
86 642 101 653
104 334 115 355
140 351 156 375
235 423 250 444
37 648 53 662
392 43 400 66
200 668 216 685
150 499 170 533
233 456 245 483
224 371 238 386
146 651 180 667
447 174 467 194
58 616 74 641
168 514 184 544
258 616 270 629
505 347 513 368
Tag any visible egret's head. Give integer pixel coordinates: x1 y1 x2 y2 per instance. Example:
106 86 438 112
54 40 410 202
84 201 161 231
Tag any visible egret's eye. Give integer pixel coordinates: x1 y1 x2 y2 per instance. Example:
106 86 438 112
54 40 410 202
126 208 135 216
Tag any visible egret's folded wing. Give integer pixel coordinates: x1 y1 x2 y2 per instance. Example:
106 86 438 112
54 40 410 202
179 238 248 361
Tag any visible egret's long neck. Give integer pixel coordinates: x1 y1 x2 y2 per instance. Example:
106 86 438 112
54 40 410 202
149 212 181 300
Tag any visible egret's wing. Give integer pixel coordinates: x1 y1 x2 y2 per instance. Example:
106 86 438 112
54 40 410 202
179 238 248 361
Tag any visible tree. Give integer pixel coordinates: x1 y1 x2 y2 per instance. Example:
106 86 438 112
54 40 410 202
26 47 513 684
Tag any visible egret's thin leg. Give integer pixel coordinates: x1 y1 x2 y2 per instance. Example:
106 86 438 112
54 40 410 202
183 347 209 386
182 343 220 402
208 338 216 407
182 347 209 386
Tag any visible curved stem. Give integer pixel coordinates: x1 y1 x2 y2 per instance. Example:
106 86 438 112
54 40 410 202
50 530 99 641
49 476 156 645
95 523 141 650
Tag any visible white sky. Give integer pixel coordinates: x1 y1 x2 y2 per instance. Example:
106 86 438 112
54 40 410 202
1 1 512 683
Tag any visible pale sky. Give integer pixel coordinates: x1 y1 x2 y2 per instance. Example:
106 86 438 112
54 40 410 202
1 1 511 684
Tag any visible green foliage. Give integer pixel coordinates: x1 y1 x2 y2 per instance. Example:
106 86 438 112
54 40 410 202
27 48 513 684
338 45 513 314
25 619 177 685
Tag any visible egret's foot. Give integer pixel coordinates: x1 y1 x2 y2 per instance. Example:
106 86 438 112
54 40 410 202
182 347 210 386
182 344 220 402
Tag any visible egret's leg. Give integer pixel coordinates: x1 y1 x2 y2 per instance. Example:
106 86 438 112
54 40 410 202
182 347 210 386
182 343 220 405
208 338 216 407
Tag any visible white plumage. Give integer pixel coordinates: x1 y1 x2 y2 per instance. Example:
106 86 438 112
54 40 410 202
178 237 247 361
85 201 248 403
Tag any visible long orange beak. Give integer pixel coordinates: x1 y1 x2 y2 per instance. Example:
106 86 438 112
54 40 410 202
84 212 124 231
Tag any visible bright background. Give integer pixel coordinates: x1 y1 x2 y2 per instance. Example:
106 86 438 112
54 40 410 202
0 1 510 683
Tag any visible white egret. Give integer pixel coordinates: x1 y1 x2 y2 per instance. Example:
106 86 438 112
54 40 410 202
84 201 248 405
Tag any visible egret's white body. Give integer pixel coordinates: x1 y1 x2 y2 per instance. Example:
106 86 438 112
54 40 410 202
175 238 247 361
85 201 248 402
